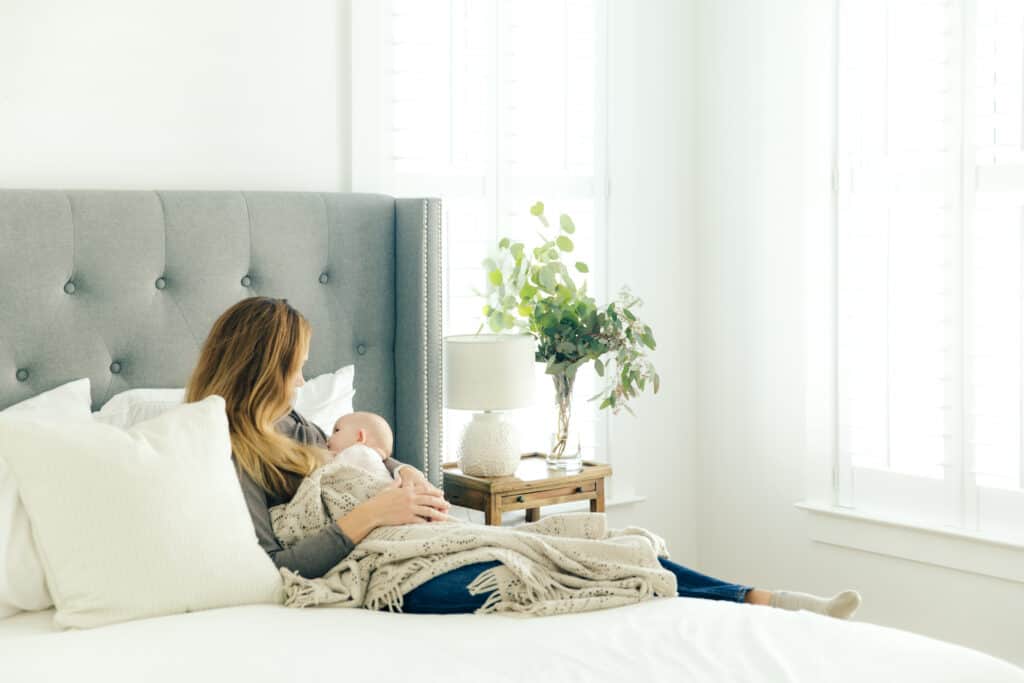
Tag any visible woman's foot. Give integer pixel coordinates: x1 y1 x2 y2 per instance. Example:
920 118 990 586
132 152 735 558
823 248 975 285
767 589 861 619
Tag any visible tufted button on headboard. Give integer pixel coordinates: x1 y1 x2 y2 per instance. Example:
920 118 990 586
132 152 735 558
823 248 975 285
0 190 445 485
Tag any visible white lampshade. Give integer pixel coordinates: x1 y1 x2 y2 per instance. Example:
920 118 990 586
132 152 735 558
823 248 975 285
445 334 537 411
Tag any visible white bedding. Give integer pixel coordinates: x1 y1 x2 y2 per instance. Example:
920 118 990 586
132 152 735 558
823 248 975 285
1 599 1020 682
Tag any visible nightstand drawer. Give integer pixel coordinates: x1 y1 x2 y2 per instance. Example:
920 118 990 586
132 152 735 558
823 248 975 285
445 487 487 509
499 481 597 510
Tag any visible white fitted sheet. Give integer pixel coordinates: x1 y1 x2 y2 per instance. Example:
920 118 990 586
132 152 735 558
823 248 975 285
1 599 1020 683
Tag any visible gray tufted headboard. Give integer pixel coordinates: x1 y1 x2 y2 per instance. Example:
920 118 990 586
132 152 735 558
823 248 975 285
0 190 444 485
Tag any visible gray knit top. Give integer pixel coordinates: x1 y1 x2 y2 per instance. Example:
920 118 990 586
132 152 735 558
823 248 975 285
233 409 406 579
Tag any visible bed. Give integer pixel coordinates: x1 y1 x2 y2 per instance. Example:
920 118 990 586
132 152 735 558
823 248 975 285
0 189 1021 682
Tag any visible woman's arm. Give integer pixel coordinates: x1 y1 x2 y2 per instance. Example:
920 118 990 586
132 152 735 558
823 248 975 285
236 462 360 578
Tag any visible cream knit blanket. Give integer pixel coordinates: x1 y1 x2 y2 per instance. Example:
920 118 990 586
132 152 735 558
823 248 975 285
269 459 678 616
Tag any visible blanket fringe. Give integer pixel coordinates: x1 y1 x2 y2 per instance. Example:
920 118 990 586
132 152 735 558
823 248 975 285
282 573 335 609
466 566 501 596
365 582 406 613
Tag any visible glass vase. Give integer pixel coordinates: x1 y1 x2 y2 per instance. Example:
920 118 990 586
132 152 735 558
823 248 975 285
547 373 583 472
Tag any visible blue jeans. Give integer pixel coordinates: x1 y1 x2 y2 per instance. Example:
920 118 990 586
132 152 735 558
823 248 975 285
397 557 752 614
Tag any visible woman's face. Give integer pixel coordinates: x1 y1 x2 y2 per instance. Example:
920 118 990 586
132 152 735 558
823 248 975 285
288 349 309 402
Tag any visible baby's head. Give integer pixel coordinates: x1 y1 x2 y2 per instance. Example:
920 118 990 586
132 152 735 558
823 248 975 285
327 411 394 460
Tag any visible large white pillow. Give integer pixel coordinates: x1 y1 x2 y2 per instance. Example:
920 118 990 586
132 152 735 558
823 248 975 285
0 378 92 618
94 387 185 429
0 395 283 629
95 365 356 436
292 364 356 435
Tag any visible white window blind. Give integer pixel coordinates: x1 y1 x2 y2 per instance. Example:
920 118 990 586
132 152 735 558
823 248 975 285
837 0 1024 542
351 0 609 467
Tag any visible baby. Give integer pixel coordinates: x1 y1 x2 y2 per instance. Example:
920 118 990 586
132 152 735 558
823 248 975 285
326 411 395 482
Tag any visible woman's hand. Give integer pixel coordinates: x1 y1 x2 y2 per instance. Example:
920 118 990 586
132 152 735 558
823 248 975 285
358 477 451 527
336 467 454 542
396 467 452 520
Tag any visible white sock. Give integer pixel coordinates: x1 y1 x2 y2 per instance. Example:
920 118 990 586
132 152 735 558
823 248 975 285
769 589 861 619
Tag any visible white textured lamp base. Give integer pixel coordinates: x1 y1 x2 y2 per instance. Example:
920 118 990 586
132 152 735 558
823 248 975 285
456 412 521 477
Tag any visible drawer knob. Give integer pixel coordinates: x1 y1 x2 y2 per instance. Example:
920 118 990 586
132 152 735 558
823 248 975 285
575 486 583 494
516 495 525 503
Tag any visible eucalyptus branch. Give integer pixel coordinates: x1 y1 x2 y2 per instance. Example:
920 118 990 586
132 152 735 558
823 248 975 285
476 201 661 417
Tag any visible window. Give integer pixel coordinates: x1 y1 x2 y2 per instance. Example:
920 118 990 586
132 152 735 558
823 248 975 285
835 0 1024 542
351 0 608 465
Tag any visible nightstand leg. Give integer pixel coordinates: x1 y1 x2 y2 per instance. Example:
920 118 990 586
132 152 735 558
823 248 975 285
485 497 502 526
591 479 605 513
525 507 541 522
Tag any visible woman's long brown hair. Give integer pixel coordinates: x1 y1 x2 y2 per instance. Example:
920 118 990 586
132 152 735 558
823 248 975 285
185 296 328 499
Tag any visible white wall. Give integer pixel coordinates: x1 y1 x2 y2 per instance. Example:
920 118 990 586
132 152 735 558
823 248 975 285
694 0 1024 667
0 0 350 191
602 0 699 564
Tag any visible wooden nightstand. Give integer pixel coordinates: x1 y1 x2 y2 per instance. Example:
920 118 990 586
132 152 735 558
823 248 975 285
442 454 612 526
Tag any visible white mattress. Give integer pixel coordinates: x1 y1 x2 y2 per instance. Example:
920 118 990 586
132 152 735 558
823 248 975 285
1 599 1021 683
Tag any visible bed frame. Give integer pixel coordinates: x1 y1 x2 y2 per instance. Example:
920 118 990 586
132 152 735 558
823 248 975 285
0 190 444 485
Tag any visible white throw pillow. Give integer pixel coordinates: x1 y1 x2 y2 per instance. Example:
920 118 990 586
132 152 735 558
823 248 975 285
95 365 356 436
0 378 92 618
0 395 283 629
94 387 185 429
292 364 356 436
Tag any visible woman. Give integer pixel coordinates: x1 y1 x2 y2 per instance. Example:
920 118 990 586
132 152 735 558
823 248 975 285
186 296 860 618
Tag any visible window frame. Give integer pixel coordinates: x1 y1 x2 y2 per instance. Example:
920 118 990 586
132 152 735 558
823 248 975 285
800 0 1024 560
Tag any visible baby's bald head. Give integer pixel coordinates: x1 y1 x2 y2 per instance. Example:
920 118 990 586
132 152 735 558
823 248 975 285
327 411 394 458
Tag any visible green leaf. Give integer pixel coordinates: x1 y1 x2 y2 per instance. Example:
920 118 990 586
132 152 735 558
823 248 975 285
520 283 537 299
530 201 545 216
502 313 515 329
539 266 557 291
595 358 605 377
556 235 574 252
488 311 504 332
653 374 661 393
623 308 636 322
499 237 510 249
482 304 492 316
488 269 503 286
575 261 589 273
517 303 533 317
559 214 576 234
502 295 517 309
511 243 525 260
482 257 497 271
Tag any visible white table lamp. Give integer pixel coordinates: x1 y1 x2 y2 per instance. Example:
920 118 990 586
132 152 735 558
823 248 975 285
445 334 537 476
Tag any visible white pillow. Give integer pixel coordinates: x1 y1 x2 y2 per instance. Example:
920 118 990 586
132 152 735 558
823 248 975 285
95 365 356 436
0 378 92 618
0 395 283 629
292 364 356 436
94 387 185 429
